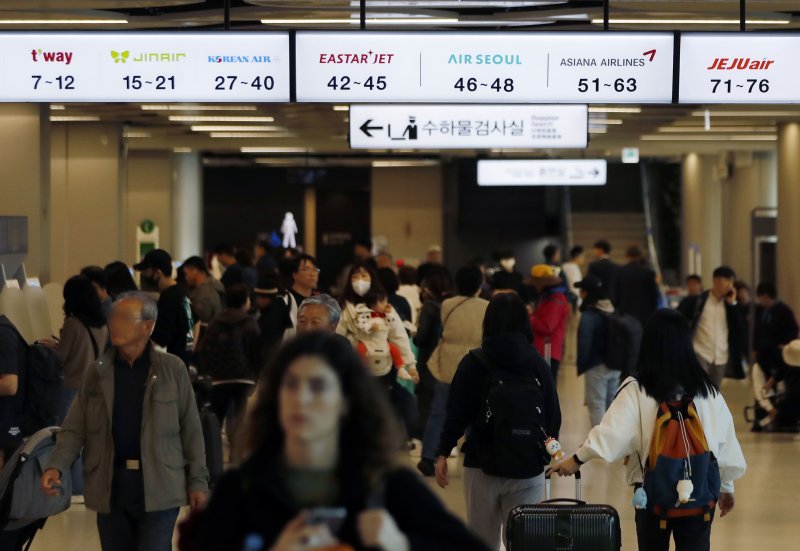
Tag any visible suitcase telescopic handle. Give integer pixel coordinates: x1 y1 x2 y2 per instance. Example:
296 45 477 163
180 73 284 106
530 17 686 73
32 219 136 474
544 470 582 501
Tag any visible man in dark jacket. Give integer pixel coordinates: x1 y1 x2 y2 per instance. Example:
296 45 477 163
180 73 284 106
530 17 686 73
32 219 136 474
587 240 620 302
199 284 261 447
612 246 660 327
754 282 799 377
677 266 747 388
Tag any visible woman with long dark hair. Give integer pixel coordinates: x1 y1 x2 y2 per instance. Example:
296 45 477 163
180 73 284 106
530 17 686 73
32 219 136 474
41 275 109 497
103 261 138 299
184 332 488 551
434 293 560 549
552 309 747 551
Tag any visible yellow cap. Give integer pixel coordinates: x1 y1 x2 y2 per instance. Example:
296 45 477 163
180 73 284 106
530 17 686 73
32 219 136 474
531 264 556 278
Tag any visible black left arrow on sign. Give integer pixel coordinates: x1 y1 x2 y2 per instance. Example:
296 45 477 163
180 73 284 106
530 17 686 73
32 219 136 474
359 119 384 137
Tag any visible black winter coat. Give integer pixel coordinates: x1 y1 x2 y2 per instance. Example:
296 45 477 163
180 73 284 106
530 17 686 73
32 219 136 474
190 453 490 551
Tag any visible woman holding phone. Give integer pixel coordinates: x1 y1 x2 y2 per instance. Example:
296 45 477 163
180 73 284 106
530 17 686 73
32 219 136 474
181 332 487 551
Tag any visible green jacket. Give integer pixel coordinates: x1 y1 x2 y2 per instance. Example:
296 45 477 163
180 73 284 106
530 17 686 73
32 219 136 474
46 344 209 513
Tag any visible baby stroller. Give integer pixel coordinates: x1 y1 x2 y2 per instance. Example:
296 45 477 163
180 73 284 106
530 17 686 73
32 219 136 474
0 427 72 550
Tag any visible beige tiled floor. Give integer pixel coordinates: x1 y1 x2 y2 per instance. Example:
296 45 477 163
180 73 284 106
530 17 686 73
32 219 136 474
31 364 797 550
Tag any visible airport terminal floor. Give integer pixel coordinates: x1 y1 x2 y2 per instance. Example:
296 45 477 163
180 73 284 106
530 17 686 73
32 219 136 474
28 367 791 551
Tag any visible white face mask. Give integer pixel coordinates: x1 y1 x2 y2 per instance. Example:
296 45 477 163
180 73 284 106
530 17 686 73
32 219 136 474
500 258 516 271
352 280 371 297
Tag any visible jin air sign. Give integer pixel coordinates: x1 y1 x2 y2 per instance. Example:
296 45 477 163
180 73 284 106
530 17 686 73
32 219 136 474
349 104 588 149
679 34 800 103
0 32 290 102
477 159 607 186
297 32 674 103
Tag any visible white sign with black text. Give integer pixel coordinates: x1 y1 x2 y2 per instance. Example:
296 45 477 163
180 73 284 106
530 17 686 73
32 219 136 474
297 32 674 103
349 104 588 149
477 159 607 186
679 33 800 103
0 32 290 102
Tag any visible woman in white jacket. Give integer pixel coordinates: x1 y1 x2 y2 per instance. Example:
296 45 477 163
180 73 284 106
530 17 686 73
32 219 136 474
553 309 746 551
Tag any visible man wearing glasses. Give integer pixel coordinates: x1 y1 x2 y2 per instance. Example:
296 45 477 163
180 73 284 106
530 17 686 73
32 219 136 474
41 291 209 551
288 254 320 308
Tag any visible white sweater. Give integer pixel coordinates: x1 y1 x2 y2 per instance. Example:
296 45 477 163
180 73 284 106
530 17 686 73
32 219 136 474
575 377 747 494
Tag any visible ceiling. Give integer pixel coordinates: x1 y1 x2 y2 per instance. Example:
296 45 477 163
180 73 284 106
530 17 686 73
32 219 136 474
11 1 800 162
3 1 800 30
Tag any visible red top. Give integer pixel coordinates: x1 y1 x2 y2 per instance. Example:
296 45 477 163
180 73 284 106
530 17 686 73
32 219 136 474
530 292 570 362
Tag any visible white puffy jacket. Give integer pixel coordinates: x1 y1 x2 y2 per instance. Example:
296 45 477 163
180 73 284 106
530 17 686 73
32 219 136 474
575 377 747 494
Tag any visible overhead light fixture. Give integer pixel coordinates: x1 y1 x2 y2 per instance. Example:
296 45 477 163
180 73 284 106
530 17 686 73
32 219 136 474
372 159 440 168
50 115 100 122
352 1 564 6
210 132 295 138
49 104 65 111
589 118 623 125
589 107 641 114
190 125 286 132
241 147 311 153
690 110 800 117
591 18 789 25
333 105 350 112
169 116 274 123
640 134 777 141
261 18 458 25
142 105 257 112
657 126 776 133
123 131 153 138
589 128 608 134
173 147 193 153
0 19 128 25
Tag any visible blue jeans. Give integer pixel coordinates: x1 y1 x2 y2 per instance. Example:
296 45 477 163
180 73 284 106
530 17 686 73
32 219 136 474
59 387 83 495
584 364 621 427
97 469 180 551
422 381 450 461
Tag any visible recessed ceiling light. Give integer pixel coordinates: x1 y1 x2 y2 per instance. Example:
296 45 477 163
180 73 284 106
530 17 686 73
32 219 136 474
210 132 295 138
589 128 608 134
589 118 623 124
50 115 100 122
49 104 66 110
0 19 128 25
589 107 641 114
372 159 440 167
261 18 458 25
333 105 350 112
173 147 193 153
640 134 777 141
143 105 258 112
123 131 153 138
190 125 286 132
592 18 789 25
657 126 776 133
241 147 311 153
169 116 274 123
690 110 800 117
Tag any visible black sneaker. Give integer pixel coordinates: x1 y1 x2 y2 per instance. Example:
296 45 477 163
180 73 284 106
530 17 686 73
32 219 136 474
417 459 435 477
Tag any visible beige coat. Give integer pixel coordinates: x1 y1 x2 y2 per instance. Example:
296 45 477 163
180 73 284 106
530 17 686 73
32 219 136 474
46 345 209 513
428 296 489 384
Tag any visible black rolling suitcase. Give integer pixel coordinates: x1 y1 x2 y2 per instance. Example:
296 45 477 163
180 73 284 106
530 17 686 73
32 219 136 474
506 472 621 551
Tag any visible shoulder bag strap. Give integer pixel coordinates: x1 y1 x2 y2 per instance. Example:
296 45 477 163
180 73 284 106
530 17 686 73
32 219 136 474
79 319 99 360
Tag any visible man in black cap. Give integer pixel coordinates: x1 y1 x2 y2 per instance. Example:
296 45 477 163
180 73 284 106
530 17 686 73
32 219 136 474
134 249 192 365
253 276 292 366
182 256 224 324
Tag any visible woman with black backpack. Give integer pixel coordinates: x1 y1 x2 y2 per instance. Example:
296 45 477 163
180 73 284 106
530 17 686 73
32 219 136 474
434 293 561 550
552 309 747 551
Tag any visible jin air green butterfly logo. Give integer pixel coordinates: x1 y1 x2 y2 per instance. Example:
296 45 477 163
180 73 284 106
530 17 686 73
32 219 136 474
111 50 130 64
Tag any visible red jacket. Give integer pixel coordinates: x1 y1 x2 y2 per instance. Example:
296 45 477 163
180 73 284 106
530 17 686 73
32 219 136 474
530 291 569 362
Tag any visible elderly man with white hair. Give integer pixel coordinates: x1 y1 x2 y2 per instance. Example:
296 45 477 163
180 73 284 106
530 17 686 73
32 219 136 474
296 293 342 334
41 291 209 551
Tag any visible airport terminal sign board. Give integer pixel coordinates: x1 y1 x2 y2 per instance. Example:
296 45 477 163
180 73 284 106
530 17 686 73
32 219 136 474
297 32 674 103
680 34 800 103
477 159 607 186
0 32 290 102
349 104 588 149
